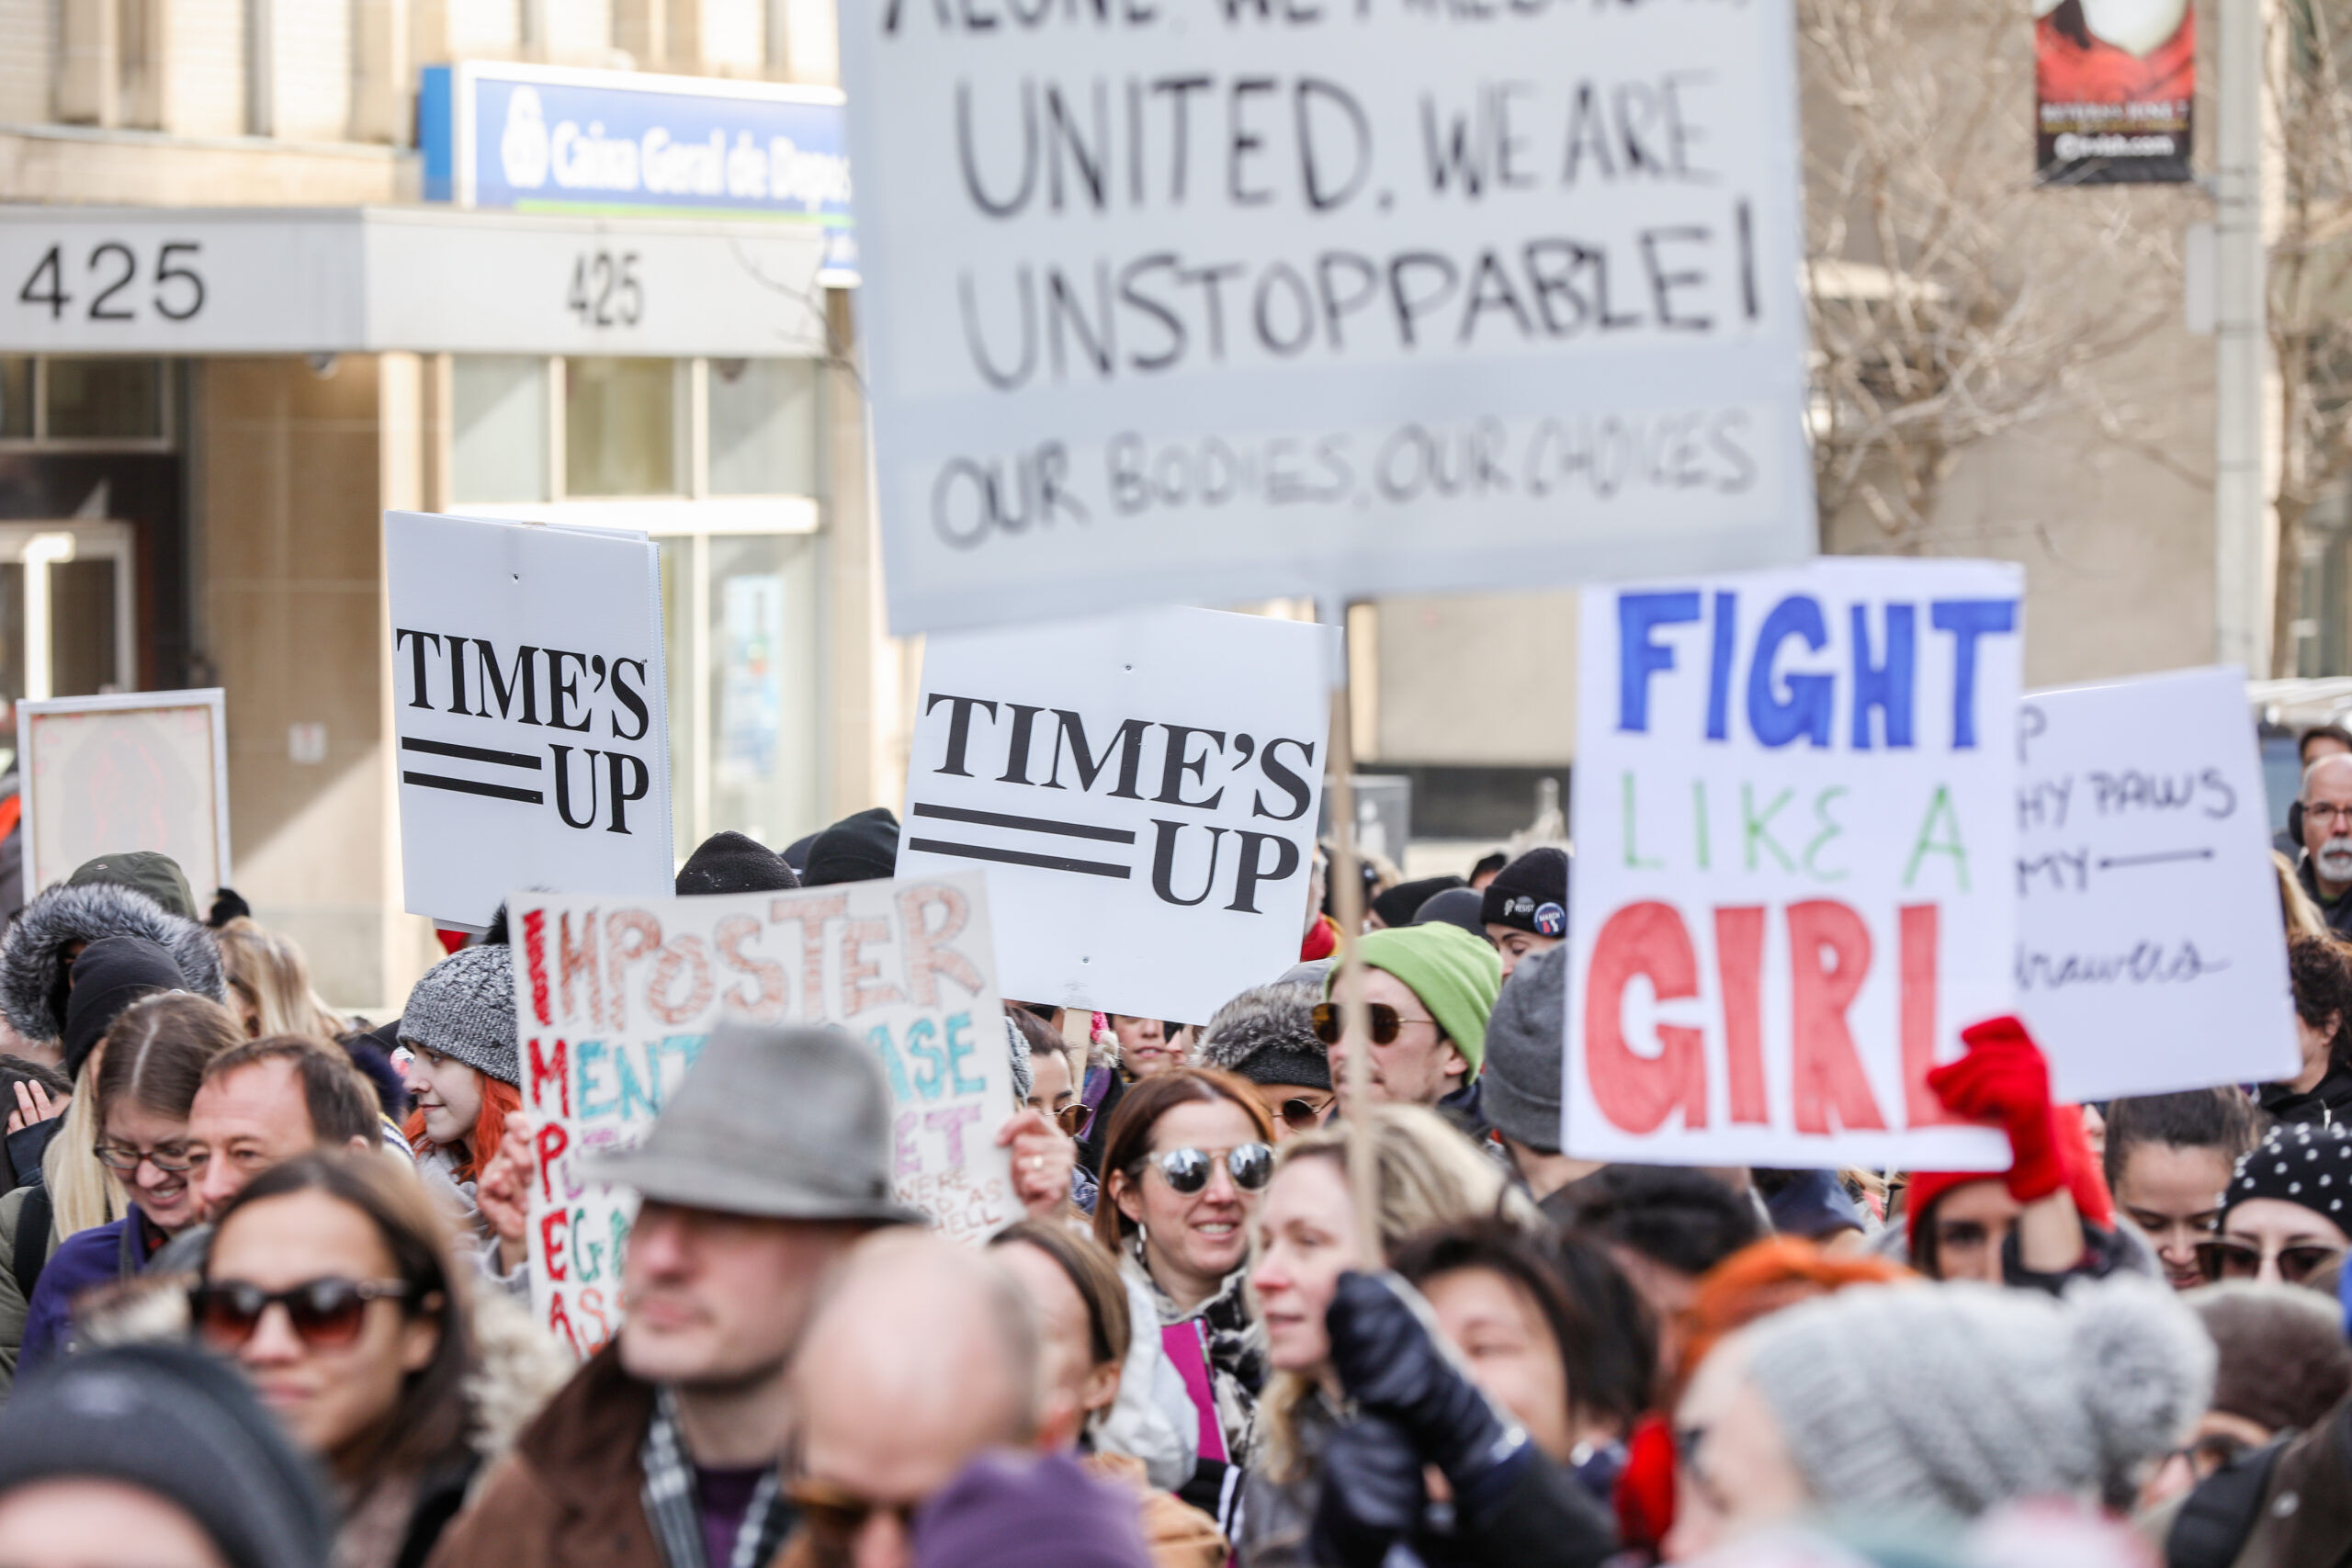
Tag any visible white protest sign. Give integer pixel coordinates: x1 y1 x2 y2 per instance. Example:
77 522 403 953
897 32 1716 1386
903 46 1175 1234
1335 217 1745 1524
2014 668 2301 1100
17 689 231 897
1564 559 2022 1169
897 606 1335 1023
511 873 1015 1356
385 512 673 926
842 0 1816 634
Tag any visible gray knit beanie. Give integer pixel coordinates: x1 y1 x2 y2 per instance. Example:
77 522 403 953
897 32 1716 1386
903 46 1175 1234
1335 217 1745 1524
1740 1278 2212 1522
399 943 518 1088
1481 945 1565 1154
1196 984 1329 1091
1003 1016 1033 1103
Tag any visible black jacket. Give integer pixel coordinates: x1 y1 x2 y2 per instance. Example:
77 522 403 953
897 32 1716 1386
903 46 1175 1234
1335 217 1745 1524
2260 1063 2352 1129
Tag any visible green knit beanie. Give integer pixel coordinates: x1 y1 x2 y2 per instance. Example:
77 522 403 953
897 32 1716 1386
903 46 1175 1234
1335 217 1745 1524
1325 923 1503 1076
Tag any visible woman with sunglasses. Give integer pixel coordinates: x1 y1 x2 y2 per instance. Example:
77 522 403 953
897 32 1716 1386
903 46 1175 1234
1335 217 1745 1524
1092 1067 1278 1528
16 993 242 1378
196 1150 490 1568
1239 1106 1614 1568
2198 1121 2352 1289
1196 985 1334 1144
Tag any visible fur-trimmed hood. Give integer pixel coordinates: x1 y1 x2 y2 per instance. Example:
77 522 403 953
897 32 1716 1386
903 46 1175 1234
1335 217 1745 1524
0 880 226 1044
1194 981 1329 1091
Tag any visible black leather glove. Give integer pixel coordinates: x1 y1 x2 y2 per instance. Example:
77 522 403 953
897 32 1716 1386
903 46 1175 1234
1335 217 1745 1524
1310 1413 1426 1568
1325 1270 1527 1499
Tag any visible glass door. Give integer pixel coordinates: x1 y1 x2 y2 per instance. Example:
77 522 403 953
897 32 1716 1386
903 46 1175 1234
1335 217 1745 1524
0 523 139 767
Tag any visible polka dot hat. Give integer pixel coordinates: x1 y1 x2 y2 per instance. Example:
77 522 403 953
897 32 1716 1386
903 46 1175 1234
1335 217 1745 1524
2223 1120 2352 1223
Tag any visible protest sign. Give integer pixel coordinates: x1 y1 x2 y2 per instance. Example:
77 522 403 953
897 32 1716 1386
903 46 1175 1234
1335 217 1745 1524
17 689 231 897
841 0 1816 634
385 512 673 927
1563 559 2022 1169
898 606 1335 1024
511 873 1015 1355
2014 667 2300 1100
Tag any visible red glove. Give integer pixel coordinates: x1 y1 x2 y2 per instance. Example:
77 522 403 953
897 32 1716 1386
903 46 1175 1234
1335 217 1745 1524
1928 1016 2062 1203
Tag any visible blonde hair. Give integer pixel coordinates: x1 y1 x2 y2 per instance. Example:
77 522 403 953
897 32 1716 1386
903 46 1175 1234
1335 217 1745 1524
214 919 341 1040
2278 852 2331 942
1252 1105 1532 1481
46 1044 121 1238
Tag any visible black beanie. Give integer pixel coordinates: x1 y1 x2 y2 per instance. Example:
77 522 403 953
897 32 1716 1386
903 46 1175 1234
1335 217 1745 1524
62 935 186 1082
676 830 802 896
1372 874 1465 931
1480 847 1570 938
0 1344 332 1568
803 807 901 886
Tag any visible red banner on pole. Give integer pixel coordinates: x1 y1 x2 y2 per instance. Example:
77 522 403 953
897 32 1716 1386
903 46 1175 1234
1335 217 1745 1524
2036 0 2194 185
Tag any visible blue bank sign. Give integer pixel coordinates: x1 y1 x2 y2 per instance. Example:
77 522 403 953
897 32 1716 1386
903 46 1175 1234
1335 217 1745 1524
421 62 855 284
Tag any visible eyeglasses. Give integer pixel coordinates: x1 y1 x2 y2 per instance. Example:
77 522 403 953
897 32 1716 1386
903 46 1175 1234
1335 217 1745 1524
788 1477 917 1542
1276 1096 1332 1131
1052 1102 1092 1138
2195 1235 2347 1285
95 1142 194 1175
2165 1431 2255 1482
2307 803 2352 827
1310 1002 1439 1046
1136 1143 1273 1195
190 1278 414 1350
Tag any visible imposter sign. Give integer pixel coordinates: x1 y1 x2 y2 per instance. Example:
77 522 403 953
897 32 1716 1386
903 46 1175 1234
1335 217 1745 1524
510 874 1015 1357
1564 559 2019 1169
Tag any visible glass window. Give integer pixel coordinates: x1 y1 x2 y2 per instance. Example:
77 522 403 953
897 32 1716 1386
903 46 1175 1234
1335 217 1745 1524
48 559 118 695
566 357 677 496
45 358 163 440
707 359 820 497
0 360 29 439
707 533 820 848
658 536 698 862
452 356 549 502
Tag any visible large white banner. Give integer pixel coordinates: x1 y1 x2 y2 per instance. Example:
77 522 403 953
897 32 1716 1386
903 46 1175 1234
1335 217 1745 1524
512 874 1015 1355
897 606 1335 1023
1564 560 2021 1169
842 0 1816 633
386 512 673 927
2015 667 2301 1100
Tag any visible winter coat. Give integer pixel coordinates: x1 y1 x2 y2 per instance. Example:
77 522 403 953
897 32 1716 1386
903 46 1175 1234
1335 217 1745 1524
2260 1062 2352 1130
414 1148 529 1303
18 1201 165 1376
0 880 225 1045
1091 1267 1200 1494
0 1180 56 1392
423 1343 666 1568
1122 1249 1265 1527
2158 1389 2352 1568
1234 1390 1616 1568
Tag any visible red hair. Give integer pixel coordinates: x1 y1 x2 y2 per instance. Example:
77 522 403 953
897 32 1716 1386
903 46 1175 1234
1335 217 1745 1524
403 1075 520 1182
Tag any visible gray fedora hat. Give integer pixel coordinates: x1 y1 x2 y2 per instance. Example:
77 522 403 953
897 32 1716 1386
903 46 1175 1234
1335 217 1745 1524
586 1021 927 1225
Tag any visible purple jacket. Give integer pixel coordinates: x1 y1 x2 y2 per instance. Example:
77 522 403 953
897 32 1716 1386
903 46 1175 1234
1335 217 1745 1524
19 1202 161 1375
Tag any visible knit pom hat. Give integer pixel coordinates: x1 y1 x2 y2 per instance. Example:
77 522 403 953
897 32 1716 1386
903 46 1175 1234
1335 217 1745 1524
2222 1121 2352 1227
1742 1277 2211 1521
399 943 518 1087
1328 924 1503 1075
1197 983 1329 1092
1480 945 1566 1152
1480 847 1570 938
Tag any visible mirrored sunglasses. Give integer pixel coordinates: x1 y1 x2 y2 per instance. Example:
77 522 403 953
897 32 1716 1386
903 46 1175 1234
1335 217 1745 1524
1141 1143 1273 1195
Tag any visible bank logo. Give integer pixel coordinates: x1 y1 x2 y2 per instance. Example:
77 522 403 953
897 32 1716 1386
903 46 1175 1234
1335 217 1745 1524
501 86 550 190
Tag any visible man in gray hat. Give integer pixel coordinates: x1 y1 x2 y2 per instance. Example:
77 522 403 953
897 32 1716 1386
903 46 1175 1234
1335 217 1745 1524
430 1021 923 1568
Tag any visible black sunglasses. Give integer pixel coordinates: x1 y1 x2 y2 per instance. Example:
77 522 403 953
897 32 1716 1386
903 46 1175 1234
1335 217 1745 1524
1311 1001 1439 1046
2195 1235 2346 1285
1136 1144 1273 1195
191 1277 414 1350
1276 1096 1332 1130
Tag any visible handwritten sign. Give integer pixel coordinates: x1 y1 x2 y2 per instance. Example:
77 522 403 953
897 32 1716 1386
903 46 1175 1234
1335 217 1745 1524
510 873 1015 1355
898 607 1335 1023
18 689 230 898
840 0 1816 633
2014 668 2300 1100
1563 559 2020 1169
386 512 674 927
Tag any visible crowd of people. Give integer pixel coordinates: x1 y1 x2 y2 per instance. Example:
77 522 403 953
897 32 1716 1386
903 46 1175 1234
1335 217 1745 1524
0 773 2343 1568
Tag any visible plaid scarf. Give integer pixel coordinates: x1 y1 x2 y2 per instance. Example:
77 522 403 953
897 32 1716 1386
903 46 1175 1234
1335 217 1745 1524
639 1387 794 1568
